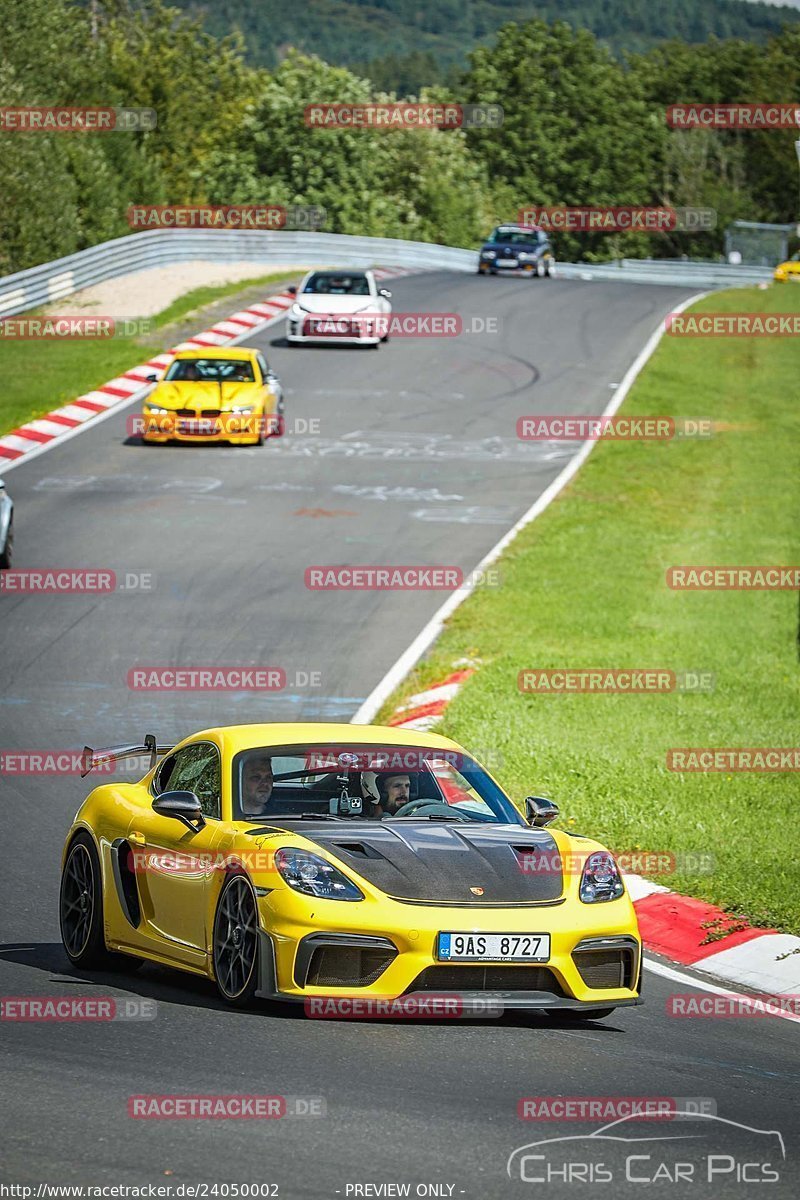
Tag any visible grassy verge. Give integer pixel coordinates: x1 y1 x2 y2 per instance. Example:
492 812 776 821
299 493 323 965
379 283 800 933
0 271 299 436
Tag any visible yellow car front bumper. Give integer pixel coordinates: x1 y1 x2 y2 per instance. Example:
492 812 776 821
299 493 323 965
256 887 642 1011
141 412 270 444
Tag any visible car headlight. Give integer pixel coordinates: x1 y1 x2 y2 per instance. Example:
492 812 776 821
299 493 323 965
579 852 625 903
231 405 254 414
517 253 532 261
481 250 497 260
274 848 363 901
144 404 169 414
289 304 305 320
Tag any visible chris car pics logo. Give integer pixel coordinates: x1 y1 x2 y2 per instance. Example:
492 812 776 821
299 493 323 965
507 1112 785 1185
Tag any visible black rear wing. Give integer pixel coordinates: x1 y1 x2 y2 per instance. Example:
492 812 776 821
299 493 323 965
81 733 174 778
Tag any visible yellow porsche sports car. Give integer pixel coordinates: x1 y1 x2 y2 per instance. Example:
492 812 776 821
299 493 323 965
140 347 284 445
59 724 642 1019
773 252 800 282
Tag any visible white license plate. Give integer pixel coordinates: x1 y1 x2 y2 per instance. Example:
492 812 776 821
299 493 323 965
437 932 550 962
496 258 518 267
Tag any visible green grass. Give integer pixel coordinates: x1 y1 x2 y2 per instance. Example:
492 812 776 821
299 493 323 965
379 283 800 933
0 271 298 435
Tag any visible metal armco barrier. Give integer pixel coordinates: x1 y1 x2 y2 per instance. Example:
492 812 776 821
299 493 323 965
0 230 773 317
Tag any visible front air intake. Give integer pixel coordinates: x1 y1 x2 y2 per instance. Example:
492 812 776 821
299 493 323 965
572 938 638 989
294 934 398 988
305 945 396 988
407 965 565 996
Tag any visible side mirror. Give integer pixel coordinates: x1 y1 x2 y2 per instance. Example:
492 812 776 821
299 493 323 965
379 288 392 299
145 373 158 383
152 789 206 831
287 285 297 295
525 796 559 828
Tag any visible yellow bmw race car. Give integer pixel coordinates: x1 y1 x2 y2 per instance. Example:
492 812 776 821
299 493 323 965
140 347 284 444
60 724 642 1019
773 251 800 282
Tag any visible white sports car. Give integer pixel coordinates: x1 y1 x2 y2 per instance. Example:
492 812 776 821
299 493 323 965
0 478 13 569
286 269 392 347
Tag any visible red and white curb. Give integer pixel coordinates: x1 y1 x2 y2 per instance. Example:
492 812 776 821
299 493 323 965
386 668 800 1008
0 266 414 471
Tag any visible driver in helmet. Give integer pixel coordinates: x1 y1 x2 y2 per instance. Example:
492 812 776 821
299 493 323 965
362 770 412 818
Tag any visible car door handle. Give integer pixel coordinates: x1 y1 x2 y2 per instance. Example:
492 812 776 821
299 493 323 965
129 831 146 846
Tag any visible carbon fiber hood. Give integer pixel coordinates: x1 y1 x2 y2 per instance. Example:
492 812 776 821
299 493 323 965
293 822 564 904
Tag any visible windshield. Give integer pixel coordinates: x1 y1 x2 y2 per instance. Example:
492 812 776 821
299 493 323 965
164 358 255 382
232 743 524 825
301 272 372 296
488 228 542 246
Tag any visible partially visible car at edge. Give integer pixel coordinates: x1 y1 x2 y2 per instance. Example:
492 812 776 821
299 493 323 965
0 478 13 569
773 251 800 282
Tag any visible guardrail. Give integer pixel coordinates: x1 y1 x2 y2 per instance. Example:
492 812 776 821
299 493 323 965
0 230 773 317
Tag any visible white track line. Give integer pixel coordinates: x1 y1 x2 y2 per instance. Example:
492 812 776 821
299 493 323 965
644 958 800 1026
351 290 710 724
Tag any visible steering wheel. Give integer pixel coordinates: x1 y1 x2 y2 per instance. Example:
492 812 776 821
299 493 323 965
391 798 469 820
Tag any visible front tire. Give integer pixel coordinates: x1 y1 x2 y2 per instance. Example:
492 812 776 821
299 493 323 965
212 873 260 1007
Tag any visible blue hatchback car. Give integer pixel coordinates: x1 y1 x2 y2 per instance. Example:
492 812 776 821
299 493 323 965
477 224 555 278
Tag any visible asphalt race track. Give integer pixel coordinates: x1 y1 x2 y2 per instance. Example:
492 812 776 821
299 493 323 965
1 272 798 1197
